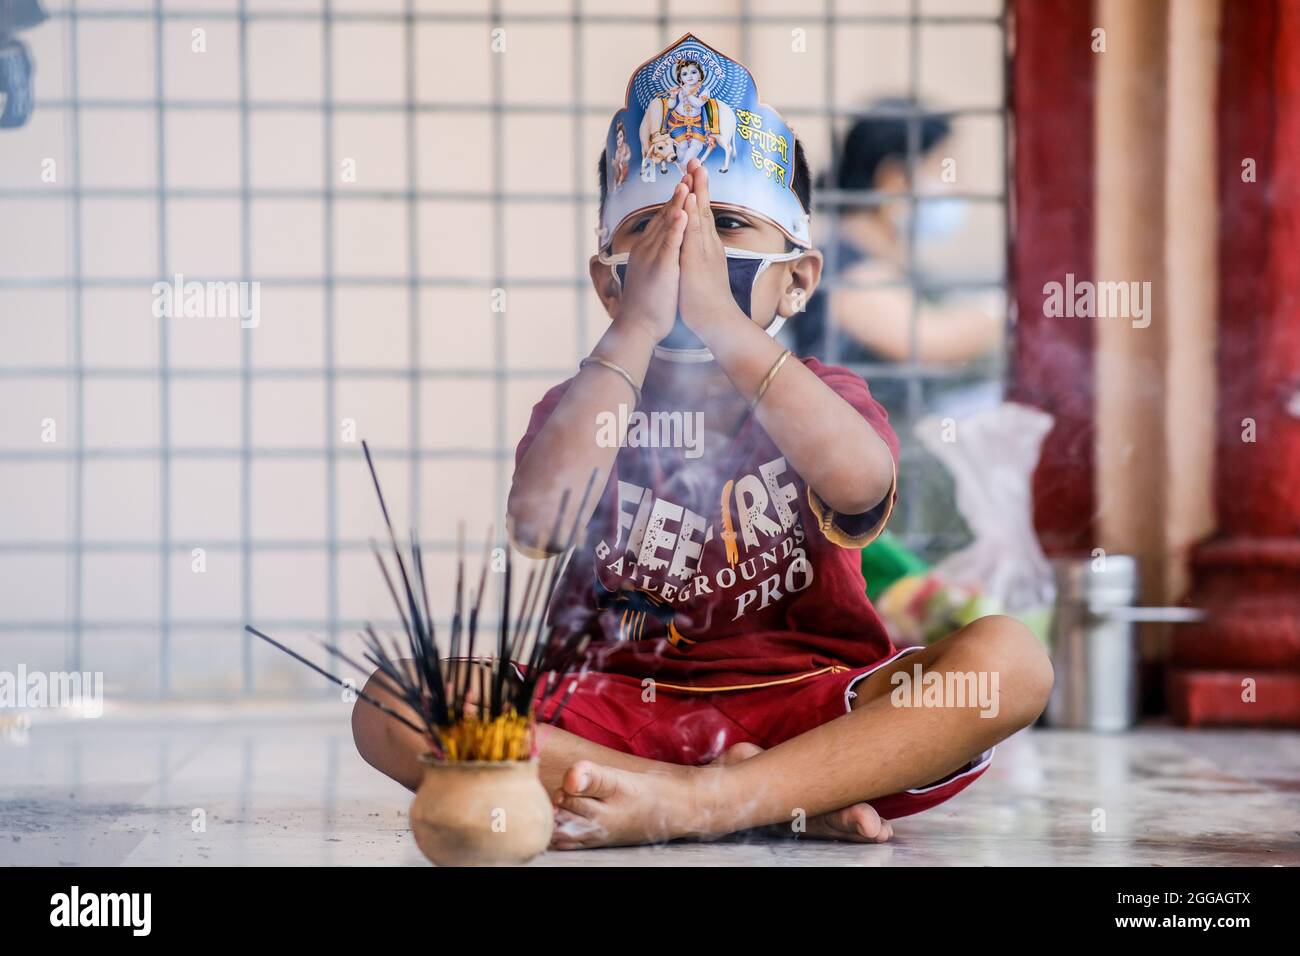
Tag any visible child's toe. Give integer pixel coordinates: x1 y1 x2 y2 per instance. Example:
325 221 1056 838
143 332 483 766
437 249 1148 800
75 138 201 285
563 759 621 800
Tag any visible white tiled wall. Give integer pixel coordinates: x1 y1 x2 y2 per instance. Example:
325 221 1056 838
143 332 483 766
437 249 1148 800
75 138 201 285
0 0 1005 697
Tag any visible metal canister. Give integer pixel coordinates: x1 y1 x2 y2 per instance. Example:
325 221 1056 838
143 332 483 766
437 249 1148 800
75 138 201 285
1046 555 1140 731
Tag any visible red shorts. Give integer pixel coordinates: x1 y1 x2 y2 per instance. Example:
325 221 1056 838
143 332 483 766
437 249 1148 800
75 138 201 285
530 646 993 819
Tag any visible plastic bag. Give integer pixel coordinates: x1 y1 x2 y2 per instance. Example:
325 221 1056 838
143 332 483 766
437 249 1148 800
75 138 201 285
873 401 1056 647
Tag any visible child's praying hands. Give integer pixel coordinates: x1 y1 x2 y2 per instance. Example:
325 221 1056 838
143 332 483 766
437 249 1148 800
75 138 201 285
614 181 689 347
676 162 742 334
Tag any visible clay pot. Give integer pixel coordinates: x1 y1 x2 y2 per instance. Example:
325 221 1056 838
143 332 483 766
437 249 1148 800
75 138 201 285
409 756 553 866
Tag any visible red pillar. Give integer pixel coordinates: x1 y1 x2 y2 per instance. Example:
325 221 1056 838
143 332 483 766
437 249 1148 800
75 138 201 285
1007 0 1097 556
1168 0 1300 726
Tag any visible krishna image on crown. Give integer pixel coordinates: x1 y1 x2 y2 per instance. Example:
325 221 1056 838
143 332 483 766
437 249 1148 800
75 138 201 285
602 34 808 249
639 50 738 176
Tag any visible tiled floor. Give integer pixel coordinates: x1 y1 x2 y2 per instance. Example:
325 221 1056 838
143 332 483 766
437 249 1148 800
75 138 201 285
2 702 1298 866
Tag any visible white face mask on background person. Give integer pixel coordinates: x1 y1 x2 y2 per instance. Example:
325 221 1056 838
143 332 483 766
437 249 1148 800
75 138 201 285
597 246 803 363
912 196 968 243
891 177 969 244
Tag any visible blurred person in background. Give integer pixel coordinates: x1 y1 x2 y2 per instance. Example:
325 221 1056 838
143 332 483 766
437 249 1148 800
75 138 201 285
796 100 1004 416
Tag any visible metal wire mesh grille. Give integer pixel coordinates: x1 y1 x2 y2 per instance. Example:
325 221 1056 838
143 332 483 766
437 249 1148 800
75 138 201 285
0 0 1007 697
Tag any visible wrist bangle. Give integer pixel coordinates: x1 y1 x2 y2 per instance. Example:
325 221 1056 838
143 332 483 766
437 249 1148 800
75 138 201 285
752 349 793 409
580 356 642 407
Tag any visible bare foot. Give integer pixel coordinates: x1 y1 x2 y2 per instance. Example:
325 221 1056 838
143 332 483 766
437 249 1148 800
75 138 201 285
711 743 893 844
549 745 893 850
550 760 702 849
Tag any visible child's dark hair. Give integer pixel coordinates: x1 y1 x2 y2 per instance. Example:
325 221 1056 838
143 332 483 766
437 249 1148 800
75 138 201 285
597 138 813 241
823 98 953 191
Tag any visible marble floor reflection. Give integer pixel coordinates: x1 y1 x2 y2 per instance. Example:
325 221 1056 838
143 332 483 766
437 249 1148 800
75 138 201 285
2 701 1298 866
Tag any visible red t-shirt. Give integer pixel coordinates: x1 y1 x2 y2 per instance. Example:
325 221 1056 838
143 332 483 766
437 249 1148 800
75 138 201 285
512 357 900 692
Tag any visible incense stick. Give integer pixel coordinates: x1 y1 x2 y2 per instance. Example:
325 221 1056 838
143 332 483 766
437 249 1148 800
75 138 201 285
243 441 598 761
244 626 428 739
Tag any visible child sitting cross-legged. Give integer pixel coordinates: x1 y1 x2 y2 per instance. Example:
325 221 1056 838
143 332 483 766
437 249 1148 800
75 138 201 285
352 34 1052 850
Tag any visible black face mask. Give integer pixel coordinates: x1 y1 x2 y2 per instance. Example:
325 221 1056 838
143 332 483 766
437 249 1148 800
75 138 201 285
599 246 802 361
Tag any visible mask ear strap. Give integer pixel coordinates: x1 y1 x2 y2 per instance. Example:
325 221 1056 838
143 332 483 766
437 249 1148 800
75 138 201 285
597 250 629 288
750 247 804 294
722 247 807 265
728 247 796 285
760 249 807 332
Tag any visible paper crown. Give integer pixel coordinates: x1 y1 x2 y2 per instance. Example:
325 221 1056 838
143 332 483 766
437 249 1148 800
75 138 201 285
599 34 811 250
